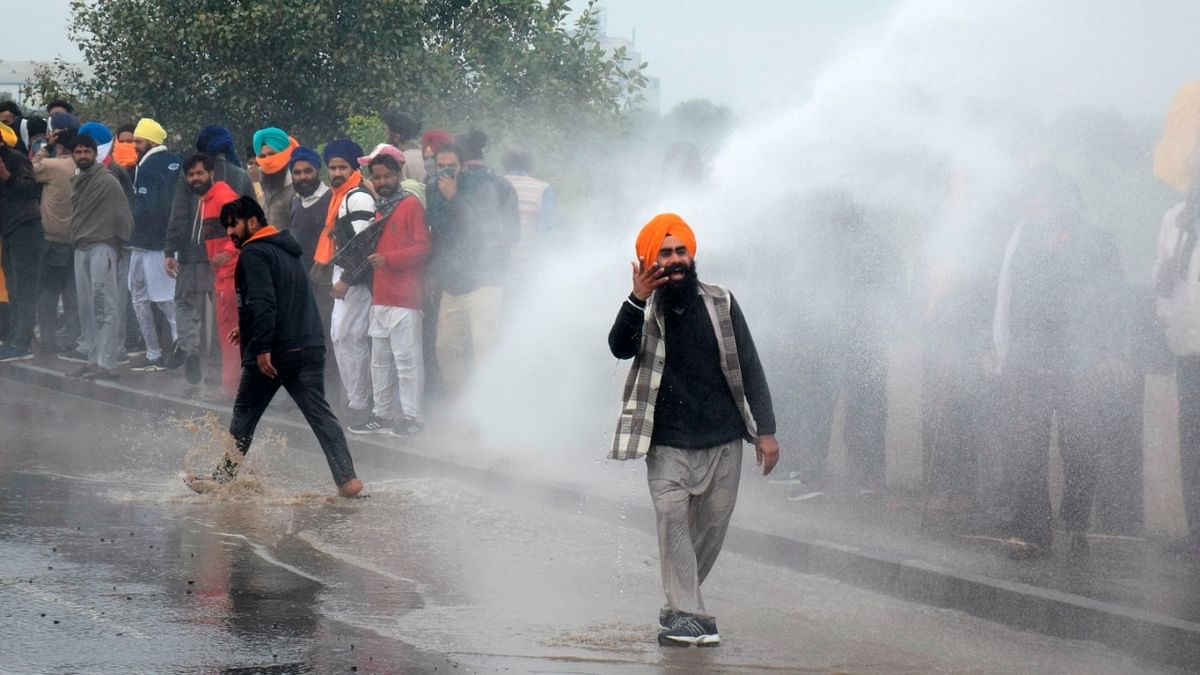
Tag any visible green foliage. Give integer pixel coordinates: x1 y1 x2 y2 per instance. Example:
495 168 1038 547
662 98 735 148
65 0 645 153
346 114 387 154
19 59 86 112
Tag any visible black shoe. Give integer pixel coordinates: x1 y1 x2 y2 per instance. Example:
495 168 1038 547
128 355 167 372
658 612 719 647
58 349 89 363
185 353 202 385
348 415 391 435
0 344 33 363
658 608 678 631
389 416 423 437
165 343 186 370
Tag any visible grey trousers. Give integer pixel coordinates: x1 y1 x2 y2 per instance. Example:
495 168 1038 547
647 440 742 618
74 243 120 369
175 261 216 356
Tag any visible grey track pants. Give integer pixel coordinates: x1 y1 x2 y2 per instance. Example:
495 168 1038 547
647 440 742 618
74 243 120 369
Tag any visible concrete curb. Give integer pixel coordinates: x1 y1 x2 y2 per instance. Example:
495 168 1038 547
5 361 1199 670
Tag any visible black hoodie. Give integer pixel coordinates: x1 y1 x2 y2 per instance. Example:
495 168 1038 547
0 146 40 236
234 227 326 365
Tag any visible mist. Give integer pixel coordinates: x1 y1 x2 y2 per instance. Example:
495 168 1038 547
462 0 1199 475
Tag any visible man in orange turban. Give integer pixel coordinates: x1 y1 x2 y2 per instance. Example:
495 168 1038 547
607 212 779 648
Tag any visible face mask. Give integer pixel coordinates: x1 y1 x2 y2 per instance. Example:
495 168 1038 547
112 141 138 169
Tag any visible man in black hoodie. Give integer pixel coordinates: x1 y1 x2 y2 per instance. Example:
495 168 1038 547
0 123 47 361
185 196 362 498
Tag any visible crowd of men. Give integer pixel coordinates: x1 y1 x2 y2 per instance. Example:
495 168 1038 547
763 170 1199 561
0 101 557 438
5 97 1200 564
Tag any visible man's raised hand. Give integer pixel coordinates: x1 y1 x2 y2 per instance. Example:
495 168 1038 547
631 258 668 301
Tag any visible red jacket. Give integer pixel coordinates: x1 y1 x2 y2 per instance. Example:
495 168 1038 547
372 195 430 310
201 181 240 290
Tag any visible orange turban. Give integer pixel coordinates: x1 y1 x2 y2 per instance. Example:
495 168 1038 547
636 213 696 267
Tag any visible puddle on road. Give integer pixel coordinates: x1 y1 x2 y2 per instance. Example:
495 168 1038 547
547 621 658 652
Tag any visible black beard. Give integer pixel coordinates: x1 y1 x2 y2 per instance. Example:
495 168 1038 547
188 180 212 196
294 178 319 197
657 262 698 308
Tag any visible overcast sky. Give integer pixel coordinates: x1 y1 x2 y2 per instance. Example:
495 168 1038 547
5 0 896 115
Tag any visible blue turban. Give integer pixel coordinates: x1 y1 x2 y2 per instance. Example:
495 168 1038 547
49 111 80 133
252 127 290 154
289 145 322 173
196 125 240 165
77 121 113 145
322 138 364 169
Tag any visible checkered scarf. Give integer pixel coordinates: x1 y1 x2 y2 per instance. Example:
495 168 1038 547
610 282 758 460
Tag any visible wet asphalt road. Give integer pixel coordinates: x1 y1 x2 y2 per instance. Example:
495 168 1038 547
0 378 1185 674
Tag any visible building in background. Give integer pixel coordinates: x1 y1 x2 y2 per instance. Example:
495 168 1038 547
0 61 39 106
590 7 662 114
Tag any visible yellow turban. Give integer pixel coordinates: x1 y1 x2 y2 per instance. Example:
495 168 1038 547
133 117 166 145
0 122 16 148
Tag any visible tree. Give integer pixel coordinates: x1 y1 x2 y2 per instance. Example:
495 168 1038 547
662 98 735 146
19 59 86 112
66 0 645 150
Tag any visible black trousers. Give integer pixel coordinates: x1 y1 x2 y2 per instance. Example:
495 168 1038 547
225 347 357 486
1 221 47 350
1177 356 1200 544
37 241 80 351
923 357 989 501
795 339 888 485
998 367 1114 547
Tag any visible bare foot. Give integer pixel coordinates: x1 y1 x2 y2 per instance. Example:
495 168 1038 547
337 478 364 498
183 474 222 494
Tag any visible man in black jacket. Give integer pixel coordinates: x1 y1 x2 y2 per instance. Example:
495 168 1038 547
0 123 47 361
992 169 1132 558
185 197 362 498
607 214 779 647
424 133 519 394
